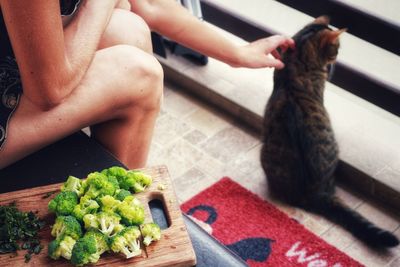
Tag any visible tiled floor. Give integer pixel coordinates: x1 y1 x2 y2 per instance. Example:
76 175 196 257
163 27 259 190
147 81 400 267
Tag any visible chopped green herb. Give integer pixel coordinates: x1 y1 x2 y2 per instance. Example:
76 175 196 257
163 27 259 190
24 253 32 263
0 202 45 262
33 244 42 254
21 242 30 250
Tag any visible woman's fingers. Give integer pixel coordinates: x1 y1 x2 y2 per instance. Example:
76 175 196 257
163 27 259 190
263 35 295 53
265 57 284 69
237 35 294 68
262 35 294 68
271 49 281 60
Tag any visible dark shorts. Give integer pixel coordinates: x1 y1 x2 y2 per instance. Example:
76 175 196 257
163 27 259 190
0 57 22 149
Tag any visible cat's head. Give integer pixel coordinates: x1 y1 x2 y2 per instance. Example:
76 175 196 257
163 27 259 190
287 16 346 68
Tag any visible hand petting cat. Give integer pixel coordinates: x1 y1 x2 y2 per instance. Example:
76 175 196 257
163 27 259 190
232 35 295 69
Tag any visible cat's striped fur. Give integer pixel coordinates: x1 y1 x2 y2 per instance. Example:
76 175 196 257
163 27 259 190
261 16 399 248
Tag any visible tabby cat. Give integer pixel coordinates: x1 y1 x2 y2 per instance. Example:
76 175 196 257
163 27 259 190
260 16 399 248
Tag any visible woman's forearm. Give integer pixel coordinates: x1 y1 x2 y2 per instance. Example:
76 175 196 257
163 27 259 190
131 0 242 66
62 0 118 94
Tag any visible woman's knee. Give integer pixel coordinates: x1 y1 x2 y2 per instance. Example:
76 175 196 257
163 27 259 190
136 54 164 112
99 9 152 53
111 45 163 111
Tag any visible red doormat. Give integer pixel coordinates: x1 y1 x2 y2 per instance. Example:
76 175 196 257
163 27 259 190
181 177 363 267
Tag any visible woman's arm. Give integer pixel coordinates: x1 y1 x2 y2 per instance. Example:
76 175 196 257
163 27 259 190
0 0 118 110
131 0 294 69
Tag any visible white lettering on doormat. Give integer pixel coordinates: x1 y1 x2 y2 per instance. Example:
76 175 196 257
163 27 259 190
286 242 343 267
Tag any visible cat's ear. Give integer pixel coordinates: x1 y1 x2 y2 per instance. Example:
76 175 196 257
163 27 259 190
321 28 347 46
314 15 330 25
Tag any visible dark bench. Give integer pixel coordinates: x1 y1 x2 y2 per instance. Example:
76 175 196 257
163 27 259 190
0 131 246 267
0 131 121 191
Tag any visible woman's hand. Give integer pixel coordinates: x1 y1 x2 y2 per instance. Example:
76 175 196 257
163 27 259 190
232 35 295 69
132 0 294 70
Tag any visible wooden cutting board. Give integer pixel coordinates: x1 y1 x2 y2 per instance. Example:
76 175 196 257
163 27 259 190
0 165 196 267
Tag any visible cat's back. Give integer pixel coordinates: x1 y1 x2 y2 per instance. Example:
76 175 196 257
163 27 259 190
261 80 303 172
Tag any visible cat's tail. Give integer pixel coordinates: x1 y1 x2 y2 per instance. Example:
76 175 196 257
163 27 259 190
305 195 399 248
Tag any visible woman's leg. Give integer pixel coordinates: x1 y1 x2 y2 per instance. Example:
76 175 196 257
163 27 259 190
98 8 153 53
0 9 164 169
89 9 163 167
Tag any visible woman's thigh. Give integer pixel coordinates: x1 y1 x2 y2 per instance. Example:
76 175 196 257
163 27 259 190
0 45 163 168
99 8 152 53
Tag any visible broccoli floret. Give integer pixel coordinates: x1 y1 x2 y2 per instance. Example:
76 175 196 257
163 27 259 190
117 196 145 226
83 172 119 200
70 235 99 266
129 171 152 193
114 189 132 201
84 229 109 255
83 212 123 237
108 223 125 238
70 229 110 266
97 212 122 236
101 166 127 179
72 195 100 221
111 170 136 191
125 171 144 193
109 226 142 259
48 191 78 216
80 178 89 193
119 171 152 193
48 235 76 260
101 166 133 191
83 214 99 230
51 215 83 240
102 166 152 193
140 223 161 246
61 176 85 197
99 195 121 213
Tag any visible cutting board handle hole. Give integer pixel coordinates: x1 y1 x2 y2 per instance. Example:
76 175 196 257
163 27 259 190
149 199 170 229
